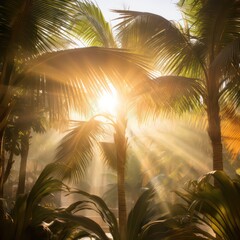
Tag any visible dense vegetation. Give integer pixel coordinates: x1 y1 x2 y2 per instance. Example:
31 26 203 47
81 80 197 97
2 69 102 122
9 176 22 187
0 0 239 239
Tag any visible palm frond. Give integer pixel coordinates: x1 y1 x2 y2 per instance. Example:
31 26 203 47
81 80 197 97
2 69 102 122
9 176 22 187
126 189 155 239
114 10 206 78
26 47 152 83
12 46 156 129
114 10 164 52
54 119 107 182
211 38 240 76
130 75 204 122
50 211 110 240
0 0 78 58
180 0 240 63
66 189 120 239
177 171 240 239
100 141 117 170
140 219 213 240
220 75 240 110
74 0 116 47
9 163 67 239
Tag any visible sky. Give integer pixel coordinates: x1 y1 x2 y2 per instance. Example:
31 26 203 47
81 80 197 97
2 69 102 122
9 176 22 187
95 0 182 22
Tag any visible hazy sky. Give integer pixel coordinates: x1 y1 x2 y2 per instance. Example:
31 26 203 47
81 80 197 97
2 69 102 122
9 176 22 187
95 0 181 22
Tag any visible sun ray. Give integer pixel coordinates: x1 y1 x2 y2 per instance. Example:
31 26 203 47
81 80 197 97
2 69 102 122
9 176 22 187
97 88 119 116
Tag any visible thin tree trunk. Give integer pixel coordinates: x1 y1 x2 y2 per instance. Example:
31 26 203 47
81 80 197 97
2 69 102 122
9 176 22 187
0 129 5 198
17 131 30 195
3 137 16 183
114 109 127 240
207 74 223 171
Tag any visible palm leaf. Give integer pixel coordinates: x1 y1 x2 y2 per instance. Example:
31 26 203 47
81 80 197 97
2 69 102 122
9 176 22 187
140 219 213 240
54 119 107 182
50 211 110 240
8 163 67 239
74 0 116 47
100 141 117 170
211 38 240 76
185 0 240 48
66 189 120 240
114 10 165 52
131 75 204 122
220 75 240 112
0 0 78 61
115 10 206 78
177 171 240 239
126 189 155 239
24 47 153 117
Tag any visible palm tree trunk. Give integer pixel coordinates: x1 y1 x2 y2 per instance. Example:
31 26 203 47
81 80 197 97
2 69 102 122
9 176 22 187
207 80 223 171
4 137 17 183
114 109 127 240
17 131 30 195
0 129 6 198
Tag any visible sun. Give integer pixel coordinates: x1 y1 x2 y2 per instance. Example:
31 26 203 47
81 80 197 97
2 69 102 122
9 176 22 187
97 90 118 116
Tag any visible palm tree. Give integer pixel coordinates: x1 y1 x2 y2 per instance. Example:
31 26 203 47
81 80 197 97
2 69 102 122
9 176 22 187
114 0 240 171
0 0 157 200
4 99 46 196
0 3 167 239
50 2 201 239
0 0 81 196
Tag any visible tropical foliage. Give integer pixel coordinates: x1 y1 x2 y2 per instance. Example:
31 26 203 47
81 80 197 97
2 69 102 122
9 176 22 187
0 0 80 196
0 1 239 240
4 162 240 240
115 0 240 171
51 3 203 238
0 0 155 199
176 170 240 239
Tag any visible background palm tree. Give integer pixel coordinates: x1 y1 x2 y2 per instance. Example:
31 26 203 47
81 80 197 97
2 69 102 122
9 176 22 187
0 0 80 196
0 0 155 201
50 2 202 238
0 2 159 239
114 0 240 171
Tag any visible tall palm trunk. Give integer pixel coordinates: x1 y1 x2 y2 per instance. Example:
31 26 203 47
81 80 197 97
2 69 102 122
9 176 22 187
3 137 16 183
0 129 5 198
17 130 30 195
207 71 223 171
114 102 128 240
207 102 223 171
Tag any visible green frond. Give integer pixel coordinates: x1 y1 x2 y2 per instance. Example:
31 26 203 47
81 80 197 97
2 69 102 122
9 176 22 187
114 10 165 52
179 0 240 58
177 171 240 239
50 211 110 240
130 76 204 122
141 219 213 239
54 119 107 183
74 0 116 47
100 141 117 171
26 47 152 105
115 10 206 78
127 189 155 239
211 38 240 76
26 164 67 214
66 189 119 239
220 75 240 111
0 0 78 58
21 46 154 126
8 163 67 239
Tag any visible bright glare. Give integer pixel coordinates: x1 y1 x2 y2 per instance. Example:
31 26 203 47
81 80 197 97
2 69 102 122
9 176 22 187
97 91 118 116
